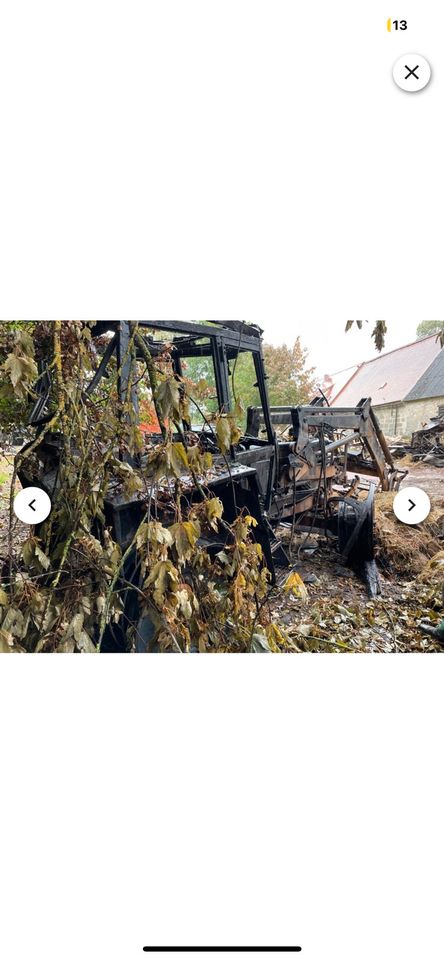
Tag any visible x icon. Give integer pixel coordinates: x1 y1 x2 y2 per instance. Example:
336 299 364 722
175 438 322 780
405 64 419 80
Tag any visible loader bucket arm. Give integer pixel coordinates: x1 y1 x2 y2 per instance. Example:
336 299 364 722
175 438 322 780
360 400 399 490
291 398 404 490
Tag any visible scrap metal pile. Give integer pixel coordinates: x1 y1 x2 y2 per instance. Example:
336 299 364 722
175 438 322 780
411 416 444 466
389 415 444 466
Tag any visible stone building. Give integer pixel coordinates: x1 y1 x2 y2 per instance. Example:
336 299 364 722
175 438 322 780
323 335 444 438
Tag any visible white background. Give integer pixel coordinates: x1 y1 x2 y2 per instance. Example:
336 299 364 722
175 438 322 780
1 2 444 959
0 1 443 369
1 657 443 960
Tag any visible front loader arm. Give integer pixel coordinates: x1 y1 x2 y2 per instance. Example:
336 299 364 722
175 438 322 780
291 398 404 490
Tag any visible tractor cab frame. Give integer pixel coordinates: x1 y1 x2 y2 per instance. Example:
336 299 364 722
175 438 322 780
18 320 406 648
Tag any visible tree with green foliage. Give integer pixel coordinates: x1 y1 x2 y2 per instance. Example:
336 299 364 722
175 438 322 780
416 320 444 340
263 338 317 405
231 337 317 411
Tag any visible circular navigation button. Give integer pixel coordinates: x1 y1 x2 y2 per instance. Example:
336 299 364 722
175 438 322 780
393 54 431 92
393 486 431 526
13 487 52 525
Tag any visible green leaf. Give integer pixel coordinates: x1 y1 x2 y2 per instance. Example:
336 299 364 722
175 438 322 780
34 545 50 571
204 497 223 531
171 520 201 561
136 520 173 554
230 420 241 445
169 442 189 477
72 612 84 642
216 417 232 454
233 397 245 420
2 606 26 639
0 629 14 653
156 378 181 421
22 538 35 566
149 442 190 480
3 352 38 398
250 632 271 653
187 445 212 475
145 559 179 606
216 550 230 566
17 330 35 356
175 587 195 620
76 632 97 653
3 354 23 387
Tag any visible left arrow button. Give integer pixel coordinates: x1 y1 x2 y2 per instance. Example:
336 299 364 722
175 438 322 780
13 487 52 525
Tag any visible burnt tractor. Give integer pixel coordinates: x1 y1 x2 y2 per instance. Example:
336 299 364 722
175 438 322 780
17 321 405 650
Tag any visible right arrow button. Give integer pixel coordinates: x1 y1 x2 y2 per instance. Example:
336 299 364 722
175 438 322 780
393 486 431 526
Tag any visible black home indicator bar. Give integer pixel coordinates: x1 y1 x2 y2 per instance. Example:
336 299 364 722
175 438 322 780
143 948 302 954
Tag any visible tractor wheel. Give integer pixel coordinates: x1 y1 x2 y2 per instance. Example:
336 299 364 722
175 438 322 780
337 483 376 566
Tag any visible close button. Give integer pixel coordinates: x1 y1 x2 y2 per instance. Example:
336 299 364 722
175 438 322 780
393 54 431 92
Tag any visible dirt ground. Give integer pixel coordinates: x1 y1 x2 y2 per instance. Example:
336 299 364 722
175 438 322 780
0 450 24 558
399 459 444 500
269 460 444 653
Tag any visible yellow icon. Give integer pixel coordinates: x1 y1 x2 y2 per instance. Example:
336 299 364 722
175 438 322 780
387 17 392 32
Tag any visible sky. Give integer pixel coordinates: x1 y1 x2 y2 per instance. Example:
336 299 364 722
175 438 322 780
260 317 427 379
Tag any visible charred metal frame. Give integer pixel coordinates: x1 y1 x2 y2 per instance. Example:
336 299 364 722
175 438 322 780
28 320 275 443
19 320 406 648
90 320 274 441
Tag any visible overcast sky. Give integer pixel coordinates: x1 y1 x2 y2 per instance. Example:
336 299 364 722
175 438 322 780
260 316 438 381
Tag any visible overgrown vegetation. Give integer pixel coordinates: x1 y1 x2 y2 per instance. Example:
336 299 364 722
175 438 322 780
0 321 297 653
2 322 444 654
0 324 37 433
